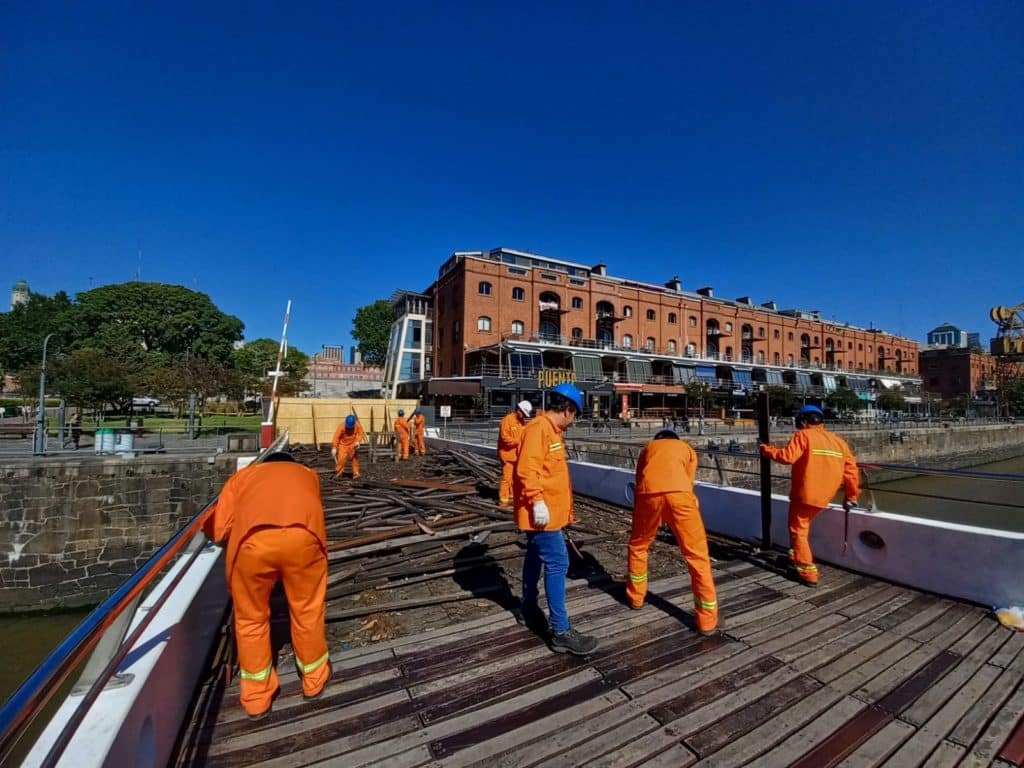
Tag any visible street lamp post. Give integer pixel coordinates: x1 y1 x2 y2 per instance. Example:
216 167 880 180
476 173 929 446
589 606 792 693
34 333 55 456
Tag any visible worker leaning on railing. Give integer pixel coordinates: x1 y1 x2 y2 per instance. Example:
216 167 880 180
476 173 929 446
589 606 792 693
202 450 331 720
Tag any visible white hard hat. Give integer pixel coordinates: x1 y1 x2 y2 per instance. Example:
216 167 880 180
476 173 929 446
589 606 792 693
517 400 533 417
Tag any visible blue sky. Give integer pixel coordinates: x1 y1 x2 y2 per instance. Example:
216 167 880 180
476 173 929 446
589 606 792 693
2 1 1021 356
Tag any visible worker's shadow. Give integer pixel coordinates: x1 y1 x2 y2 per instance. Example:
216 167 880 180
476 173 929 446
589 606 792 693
268 581 297 667
567 528 704 635
452 541 520 615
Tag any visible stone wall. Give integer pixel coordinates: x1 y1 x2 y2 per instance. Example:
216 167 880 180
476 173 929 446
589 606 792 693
0 455 235 613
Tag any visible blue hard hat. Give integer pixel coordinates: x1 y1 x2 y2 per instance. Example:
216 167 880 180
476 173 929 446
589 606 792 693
398 409 405 416
551 382 584 413
799 405 823 416
345 415 356 429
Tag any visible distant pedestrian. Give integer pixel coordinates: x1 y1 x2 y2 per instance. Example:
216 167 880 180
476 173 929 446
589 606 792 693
760 405 860 586
515 383 598 656
70 413 82 450
627 429 718 635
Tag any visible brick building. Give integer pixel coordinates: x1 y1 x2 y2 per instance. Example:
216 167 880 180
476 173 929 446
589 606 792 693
918 347 997 403
386 248 922 418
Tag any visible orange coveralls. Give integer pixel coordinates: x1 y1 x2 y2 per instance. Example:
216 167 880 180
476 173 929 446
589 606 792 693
332 420 366 478
413 413 427 456
761 424 861 584
394 415 411 460
497 409 528 507
627 438 718 632
514 413 573 531
203 461 329 717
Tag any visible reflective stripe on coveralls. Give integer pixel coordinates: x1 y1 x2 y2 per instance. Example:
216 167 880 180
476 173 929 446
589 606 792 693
296 650 330 675
240 663 273 682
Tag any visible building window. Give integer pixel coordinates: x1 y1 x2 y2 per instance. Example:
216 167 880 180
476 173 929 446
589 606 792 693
859 343 864 351
453 321 460 343
758 327 765 338
623 334 633 348
624 306 633 317
848 341 853 350
787 354 794 366
667 339 677 353
773 329 780 339
773 352 780 365
788 332 794 341
646 337 656 351
478 316 491 332
689 316 697 327
508 266 527 276
646 309 656 321
512 287 525 301
571 326 583 339
511 320 524 335
668 312 677 324
479 281 492 296
572 296 583 309
724 322 733 333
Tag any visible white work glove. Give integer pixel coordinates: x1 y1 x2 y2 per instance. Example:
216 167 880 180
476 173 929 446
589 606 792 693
531 500 550 527
331 448 338 460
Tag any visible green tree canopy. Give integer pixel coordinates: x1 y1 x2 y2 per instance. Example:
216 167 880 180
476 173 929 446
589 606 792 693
232 338 309 396
0 292 76 374
72 282 244 363
876 388 907 413
351 299 395 365
825 386 866 417
764 385 797 415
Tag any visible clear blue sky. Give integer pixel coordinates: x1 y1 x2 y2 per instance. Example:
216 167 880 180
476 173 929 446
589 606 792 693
2 1 1021 355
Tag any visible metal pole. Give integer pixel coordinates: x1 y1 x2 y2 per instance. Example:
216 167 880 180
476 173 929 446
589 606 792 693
35 333 55 455
756 389 772 550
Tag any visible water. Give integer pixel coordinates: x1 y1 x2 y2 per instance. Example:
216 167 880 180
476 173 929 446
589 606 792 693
0 610 90 704
868 455 1024 533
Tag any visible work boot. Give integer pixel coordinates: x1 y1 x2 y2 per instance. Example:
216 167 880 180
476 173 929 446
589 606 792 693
302 663 333 702
550 627 598 656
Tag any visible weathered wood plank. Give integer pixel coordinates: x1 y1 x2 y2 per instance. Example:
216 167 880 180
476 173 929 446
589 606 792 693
752 695 868 768
647 655 786 724
923 740 968 767
536 714 665 768
966 686 1024 764
948 665 1024 750
834 719 916 767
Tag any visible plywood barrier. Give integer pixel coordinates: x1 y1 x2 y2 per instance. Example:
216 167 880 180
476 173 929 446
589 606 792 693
273 398 420 445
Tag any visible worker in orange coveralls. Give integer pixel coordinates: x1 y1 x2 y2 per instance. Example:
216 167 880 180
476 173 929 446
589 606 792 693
761 404 861 586
412 409 427 456
627 429 719 635
394 408 411 461
202 451 330 720
496 400 533 508
331 414 365 479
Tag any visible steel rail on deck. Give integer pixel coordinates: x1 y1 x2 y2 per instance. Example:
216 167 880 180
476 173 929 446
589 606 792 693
0 433 288 767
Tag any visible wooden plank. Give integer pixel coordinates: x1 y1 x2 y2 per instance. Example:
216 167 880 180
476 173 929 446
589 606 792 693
537 714 665 768
923 740 968 767
834 719 916 767
647 655 786 724
949 665 1023 749
786 705 890 768
685 674 822 757
855 644 950 705
621 640 749 699
805 576 877 607
802 632 917 681
843 590 918 623
990 631 1024 669
997 709 1024 765
968 687 1024 764
752 695 868 768
584 734 698 768
771 620 878 664
241 716 424 768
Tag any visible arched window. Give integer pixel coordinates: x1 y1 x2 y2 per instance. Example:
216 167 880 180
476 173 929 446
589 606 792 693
758 327 765 337
773 352 781 365
787 353 795 366
539 291 562 340
689 316 698 327
667 339 677 353
668 312 677 324
623 306 633 317
705 319 720 358
512 287 525 301
788 331 794 341
685 342 697 356
724 322 733 333
511 320 524 335
774 329 780 339
479 281 492 296
646 337 656 351
571 327 583 340
725 346 734 361
572 296 583 309
741 324 754 362
646 309 656 321
477 316 492 332
800 333 811 363
623 334 633 348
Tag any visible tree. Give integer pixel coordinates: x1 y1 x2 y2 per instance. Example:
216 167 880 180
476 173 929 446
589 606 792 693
351 299 395 365
0 292 76 373
72 282 244 363
232 339 309 397
876 387 907 413
825 386 866 417
49 349 134 416
764 385 797 416
1004 376 1024 416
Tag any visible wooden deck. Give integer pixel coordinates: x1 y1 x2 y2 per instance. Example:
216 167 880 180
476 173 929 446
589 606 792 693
173 554 1024 768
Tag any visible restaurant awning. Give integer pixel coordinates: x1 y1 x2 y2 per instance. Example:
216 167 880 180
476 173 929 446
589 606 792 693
427 378 482 396
695 365 717 385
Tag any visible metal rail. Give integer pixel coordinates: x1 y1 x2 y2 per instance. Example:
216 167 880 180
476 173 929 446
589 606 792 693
0 434 286 766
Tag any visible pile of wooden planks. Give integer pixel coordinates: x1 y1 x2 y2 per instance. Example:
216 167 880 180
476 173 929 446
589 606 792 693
284 445 611 622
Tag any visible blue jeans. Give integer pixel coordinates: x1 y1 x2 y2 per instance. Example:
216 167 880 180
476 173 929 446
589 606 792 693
521 530 570 633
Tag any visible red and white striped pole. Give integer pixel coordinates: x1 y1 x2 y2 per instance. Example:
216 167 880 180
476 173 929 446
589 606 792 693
261 299 291 449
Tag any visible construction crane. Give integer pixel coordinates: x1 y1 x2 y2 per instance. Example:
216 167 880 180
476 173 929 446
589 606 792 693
990 302 1024 357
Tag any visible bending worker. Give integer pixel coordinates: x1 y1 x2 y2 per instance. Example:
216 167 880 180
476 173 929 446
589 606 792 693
761 404 860 586
331 414 365 479
515 382 598 656
412 409 427 456
627 429 718 635
497 400 533 508
202 452 330 720
394 408 411 461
